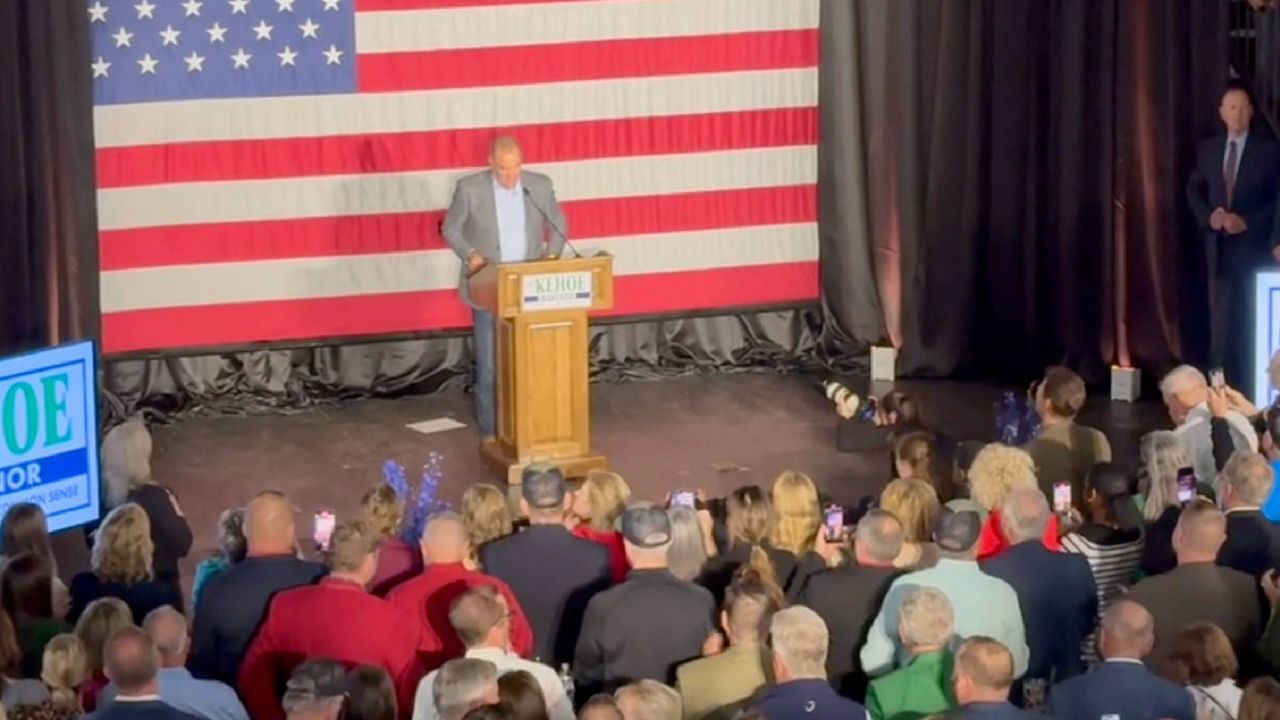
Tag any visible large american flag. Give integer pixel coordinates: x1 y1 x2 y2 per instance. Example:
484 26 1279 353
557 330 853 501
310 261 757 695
91 0 819 355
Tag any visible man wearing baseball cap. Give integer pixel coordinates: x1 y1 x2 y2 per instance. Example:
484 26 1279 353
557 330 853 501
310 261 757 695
860 500 1029 680
574 503 716 697
481 464 612 665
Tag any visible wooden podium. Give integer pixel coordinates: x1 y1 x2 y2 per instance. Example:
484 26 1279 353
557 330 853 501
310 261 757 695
469 255 613 483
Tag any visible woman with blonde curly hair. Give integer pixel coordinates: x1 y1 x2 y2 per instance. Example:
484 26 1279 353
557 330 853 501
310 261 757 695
568 470 631 582
879 479 941 569
968 444 1060 558
360 484 423 596
68 504 179 625
39 634 87 720
460 485 513 569
72 598 130 712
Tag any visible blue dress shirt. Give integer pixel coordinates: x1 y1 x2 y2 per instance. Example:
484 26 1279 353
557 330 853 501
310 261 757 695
101 667 248 720
493 176 527 263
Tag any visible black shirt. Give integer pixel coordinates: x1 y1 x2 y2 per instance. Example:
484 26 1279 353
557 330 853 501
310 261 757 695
698 542 796 606
188 554 326 685
128 484 194 597
68 573 182 625
793 562 897 700
1140 506 1181 578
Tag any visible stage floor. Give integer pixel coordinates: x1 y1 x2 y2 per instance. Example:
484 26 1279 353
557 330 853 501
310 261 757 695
60 372 1175 588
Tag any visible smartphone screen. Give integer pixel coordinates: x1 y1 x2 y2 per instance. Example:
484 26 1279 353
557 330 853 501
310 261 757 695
1176 468 1196 503
823 504 845 541
1052 482 1072 513
313 511 336 552
1210 369 1226 391
859 397 879 423
671 491 696 509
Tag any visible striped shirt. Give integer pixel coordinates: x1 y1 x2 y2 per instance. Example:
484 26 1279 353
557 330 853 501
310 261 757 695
1060 525 1144 661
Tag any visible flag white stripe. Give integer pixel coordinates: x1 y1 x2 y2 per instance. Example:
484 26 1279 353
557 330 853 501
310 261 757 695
355 0 819 54
92 68 817 148
99 223 817 313
97 146 817 231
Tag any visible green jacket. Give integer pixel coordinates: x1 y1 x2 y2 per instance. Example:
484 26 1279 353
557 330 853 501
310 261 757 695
866 649 955 720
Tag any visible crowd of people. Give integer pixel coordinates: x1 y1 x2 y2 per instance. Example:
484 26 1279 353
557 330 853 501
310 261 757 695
2 364 1280 720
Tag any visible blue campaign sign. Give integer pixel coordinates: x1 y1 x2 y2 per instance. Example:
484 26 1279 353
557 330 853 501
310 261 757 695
0 341 100 533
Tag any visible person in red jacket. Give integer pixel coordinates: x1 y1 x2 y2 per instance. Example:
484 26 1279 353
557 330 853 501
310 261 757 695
387 512 533 670
238 519 423 720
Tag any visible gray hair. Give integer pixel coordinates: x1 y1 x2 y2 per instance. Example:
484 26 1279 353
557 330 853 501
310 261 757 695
283 659 347 717
899 587 954 648
855 509 905 564
1221 451 1275 506
1001 486 1050 544
665 507 707 582
1100 600 1154 658
433 659 498 720
489 135 522 160
769 606 828 679
613 680 681 720
141 606 186 661
1160 365 1208 399
100 419 152 509
1140 431 1192 521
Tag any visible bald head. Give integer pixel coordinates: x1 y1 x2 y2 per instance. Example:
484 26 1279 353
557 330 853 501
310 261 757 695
1099 600 1155 660
423 512 470 564
104 626 159 696
141 606 188 667
245 491 297 555
489 136 522 189
952 637 1014 705
1173 500 1227 562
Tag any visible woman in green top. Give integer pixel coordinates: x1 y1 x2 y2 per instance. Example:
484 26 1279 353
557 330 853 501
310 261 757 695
2 554 70 678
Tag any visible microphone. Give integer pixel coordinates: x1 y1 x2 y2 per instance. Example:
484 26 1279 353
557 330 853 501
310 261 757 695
523 187 581 258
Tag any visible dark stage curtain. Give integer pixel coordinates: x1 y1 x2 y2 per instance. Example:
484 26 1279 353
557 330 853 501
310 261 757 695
0 0 100 357
820 0 1229 383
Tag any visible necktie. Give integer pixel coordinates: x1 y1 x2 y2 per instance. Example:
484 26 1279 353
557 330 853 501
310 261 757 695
1225 139 1239 208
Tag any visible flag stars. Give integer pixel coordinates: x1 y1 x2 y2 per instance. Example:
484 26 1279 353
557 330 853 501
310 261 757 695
253 20 274 40
229 0 249 14
184 51 206 72
111 27 134 48
277 46 298 66
87 1 108 23
182 0 203 17
322 0 340 10
159 25 181 46
276 0 295 11
322 43 343 65
298 18 319 39
91 56 111 78
136 53 159 74
134 0 156 19
207 22 228 43
230 47 253 69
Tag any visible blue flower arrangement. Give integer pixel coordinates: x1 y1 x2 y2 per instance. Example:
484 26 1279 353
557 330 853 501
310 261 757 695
382 452 450 543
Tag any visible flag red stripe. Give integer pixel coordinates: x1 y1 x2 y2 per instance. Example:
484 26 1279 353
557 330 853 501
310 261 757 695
101 261 818 354
100 185 816 270
356 30 818 93
356 0 597 10
96 108 816 189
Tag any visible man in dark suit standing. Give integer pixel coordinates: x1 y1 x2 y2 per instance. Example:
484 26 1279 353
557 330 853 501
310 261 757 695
981 488 1097 696
794 509 902 700
1187 82 1280 386
1049 601 1195 720
1218 451 1280 579
481 464 611 665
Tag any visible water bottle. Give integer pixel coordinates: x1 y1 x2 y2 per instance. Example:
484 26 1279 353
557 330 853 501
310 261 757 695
558 663 575 706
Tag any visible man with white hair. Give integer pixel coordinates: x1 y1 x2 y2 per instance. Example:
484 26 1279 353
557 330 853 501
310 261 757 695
575 504 715 697
865 587 955 720
1161 365 1257 481
754 606 865 720
614 680 682 720
101 606 247 720
441 135 568 440
981 487 1097 692
431 658 499 720
282 661 347 720
1216 450 1280 578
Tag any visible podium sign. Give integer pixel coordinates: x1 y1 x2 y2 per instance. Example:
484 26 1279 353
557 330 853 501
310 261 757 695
470 256 613 483
1254 271 1280 408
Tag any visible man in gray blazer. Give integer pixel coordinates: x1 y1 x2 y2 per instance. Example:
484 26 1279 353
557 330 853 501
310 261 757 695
442 136 568 439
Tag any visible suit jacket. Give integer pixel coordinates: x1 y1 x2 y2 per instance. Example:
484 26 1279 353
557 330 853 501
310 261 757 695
441 169 568 307
676 642 772 720
1126 563 1261 680
980 542 1097 684
237 577 422 720
1186 131 1280 272
92 698 207 720
865 649 954 720
793 563 898 699
954 701 1040 720
480 524 611 664
1219 508 1280 578
1049 660 1195 720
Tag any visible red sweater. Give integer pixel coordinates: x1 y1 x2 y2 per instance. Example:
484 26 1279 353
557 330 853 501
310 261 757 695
238 577 422 720
572 526 629 584
977 508 1062 559
386 562 534 671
